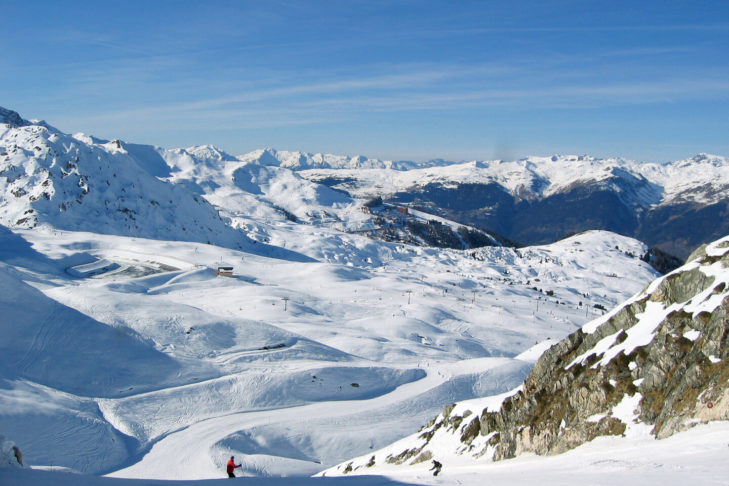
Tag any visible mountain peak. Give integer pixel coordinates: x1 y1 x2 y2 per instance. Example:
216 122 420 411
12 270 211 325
689 153 728 166
183 144 237 161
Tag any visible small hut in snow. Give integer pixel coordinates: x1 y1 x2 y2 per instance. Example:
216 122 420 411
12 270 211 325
215 263 234 277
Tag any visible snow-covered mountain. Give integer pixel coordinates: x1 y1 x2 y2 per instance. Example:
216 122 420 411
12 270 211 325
237 147 451 171
324 234 729 478
0 110 249 250
2 105 728 485
223 148 726 260
174 146 729 261
137 145 729 262
4 106 728 259
291 152 729 260
0 109 506 255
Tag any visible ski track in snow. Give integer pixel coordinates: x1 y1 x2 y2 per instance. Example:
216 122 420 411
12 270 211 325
3 421 729 485
0 225 660 481
109 358 515 480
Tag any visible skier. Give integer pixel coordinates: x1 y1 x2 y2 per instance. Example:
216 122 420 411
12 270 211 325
430 459 442 476
226 455 242 478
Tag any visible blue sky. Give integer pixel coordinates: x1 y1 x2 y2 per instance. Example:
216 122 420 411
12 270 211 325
2 1 728 162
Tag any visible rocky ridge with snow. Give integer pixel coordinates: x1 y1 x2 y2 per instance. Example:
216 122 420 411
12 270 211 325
0 109 505 255
3 107 729 259
327 234 729 476
0 109 248 250
297 153 729 259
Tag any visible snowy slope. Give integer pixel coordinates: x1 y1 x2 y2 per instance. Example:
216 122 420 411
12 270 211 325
0 222 659 479
162 145 354 226
324 234 729 479
3 416 729 485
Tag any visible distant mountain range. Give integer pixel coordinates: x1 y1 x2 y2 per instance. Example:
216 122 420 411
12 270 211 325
279 149 729 260
3 106 728 261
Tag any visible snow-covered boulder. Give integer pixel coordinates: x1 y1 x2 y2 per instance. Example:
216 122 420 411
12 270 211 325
0 435 23 468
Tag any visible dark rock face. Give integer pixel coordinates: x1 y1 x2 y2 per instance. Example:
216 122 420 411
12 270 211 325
362 236 729 468
363 171 720 261
388 181 687 258
0 107 27 127
637 200 729 260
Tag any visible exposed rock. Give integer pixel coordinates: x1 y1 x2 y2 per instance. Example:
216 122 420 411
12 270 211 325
0 107 27 127
471 238 729 459
0 435 23 468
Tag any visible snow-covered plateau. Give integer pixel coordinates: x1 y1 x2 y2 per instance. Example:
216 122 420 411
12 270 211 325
1 106 728 485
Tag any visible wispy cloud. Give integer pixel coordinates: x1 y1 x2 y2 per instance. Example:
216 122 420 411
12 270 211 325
54 61 729 138
429 22 729 37
5 1 728 162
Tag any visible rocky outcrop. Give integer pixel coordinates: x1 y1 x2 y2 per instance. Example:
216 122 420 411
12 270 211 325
329 235 729 474
0 107 27 127
0 435 23 468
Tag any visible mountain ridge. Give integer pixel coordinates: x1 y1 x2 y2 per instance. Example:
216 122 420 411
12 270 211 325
4 105 727 260
292 153 728 259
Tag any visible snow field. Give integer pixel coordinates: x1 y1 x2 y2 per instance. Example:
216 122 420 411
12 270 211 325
0 226 659 479
4 421 729 485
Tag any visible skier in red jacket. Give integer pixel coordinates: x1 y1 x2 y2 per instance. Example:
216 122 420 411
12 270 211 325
226 456 242 478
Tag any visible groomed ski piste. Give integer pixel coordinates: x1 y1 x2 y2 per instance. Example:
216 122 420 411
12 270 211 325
4 421 729 485
3 210 695 484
